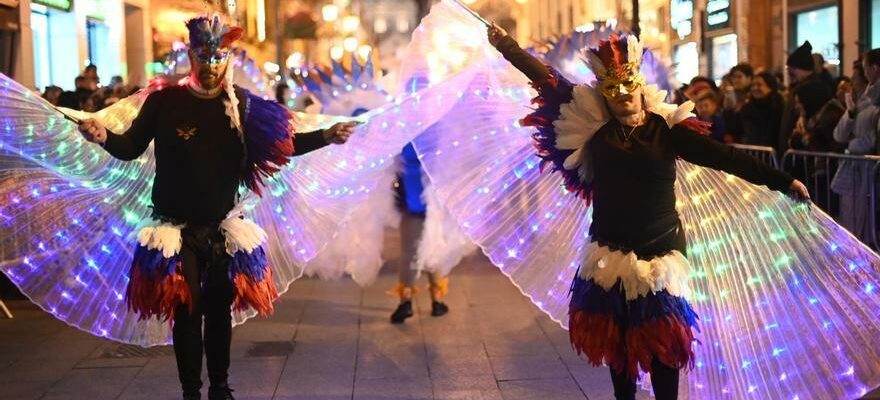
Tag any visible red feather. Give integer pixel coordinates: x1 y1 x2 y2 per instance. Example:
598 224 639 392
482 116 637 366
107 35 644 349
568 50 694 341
220 26 245 48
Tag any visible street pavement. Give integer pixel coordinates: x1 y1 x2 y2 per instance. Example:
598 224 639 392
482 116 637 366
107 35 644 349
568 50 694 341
1 228 878 399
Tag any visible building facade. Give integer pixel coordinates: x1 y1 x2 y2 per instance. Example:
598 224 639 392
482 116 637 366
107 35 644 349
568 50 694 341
4 0 152 91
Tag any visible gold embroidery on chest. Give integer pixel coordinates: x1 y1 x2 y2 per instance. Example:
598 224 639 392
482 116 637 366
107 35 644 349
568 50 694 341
177 127 197 141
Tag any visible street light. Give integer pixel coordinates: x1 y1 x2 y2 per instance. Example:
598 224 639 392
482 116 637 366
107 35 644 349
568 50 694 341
342 15 360 32
343 37 359 52
322 4 339 22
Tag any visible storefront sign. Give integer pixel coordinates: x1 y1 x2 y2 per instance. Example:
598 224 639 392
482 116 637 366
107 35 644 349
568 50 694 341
706 0 731 30
33 0 72 11
670 0 694 40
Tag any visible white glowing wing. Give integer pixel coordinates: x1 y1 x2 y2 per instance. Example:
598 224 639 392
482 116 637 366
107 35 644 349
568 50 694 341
0 64 482 345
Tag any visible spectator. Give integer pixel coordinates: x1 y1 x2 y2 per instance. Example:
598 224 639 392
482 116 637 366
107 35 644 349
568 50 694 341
109 75 124 88
736 71 785 147
789 79 845 152
57 76 94 110
694 89 729 142
832 48 880 240
779 41 826 152
684 76 718 101
813 53 836 92
835 76 853 106
721 63 754 141
83 64 99 88
724 63 753 111
41 85 63 106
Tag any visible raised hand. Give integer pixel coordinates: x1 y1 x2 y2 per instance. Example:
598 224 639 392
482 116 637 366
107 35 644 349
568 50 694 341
487 23 508 47
323 121 358 145
78 118 107 144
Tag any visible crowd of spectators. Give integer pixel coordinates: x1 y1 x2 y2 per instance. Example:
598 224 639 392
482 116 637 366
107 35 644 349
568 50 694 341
675 42 880 245
40 64 141 112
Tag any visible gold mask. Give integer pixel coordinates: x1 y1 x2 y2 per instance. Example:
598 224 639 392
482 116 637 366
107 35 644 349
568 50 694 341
596 62 646 98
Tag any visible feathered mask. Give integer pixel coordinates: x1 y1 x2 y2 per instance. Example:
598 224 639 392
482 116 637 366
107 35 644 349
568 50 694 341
185 15 244 63
582 34 647 98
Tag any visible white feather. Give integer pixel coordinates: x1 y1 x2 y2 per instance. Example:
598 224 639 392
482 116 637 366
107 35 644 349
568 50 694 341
415 183 477 277
552 84 609 173
136 222 184 259
626 35 643 66
302 160 401 286
580 50 606 77
580 242 690 301
220 217 267 255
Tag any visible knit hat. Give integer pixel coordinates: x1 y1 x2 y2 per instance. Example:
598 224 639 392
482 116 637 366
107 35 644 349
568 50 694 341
787 41 814 71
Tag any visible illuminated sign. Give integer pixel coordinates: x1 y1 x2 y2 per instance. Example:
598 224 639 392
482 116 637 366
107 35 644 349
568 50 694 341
33 0 72 11
706 0 731 30
670 0 694 40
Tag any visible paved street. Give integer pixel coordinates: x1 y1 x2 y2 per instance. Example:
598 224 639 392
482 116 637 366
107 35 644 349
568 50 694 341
2 229 880 400
0 229 648 400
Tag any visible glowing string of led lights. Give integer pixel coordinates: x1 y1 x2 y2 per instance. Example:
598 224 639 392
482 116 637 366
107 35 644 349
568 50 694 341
0 60 484 346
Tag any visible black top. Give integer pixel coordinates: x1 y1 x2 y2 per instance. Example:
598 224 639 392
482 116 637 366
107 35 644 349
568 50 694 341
495 36 794 256
589 115 793 250
103 86 328 225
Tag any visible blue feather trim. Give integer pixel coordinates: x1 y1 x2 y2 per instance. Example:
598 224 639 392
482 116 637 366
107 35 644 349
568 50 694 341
229 245 269 282
131 245 179 278
570 276 699 329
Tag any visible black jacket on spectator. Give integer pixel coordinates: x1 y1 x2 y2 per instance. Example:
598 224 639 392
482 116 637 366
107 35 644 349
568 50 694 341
789 80 846 153
738 92 785 147
57 88 93 110
779 73 823 152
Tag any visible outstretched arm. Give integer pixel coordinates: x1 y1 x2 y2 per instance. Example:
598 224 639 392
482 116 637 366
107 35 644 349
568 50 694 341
78 93 158 161
670 124 809 201
293 121 357 156
488 24 552 82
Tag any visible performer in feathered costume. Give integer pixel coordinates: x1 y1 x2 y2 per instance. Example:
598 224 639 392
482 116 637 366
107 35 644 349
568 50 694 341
76 16 355 400
485 24 809 399
289 55 475 323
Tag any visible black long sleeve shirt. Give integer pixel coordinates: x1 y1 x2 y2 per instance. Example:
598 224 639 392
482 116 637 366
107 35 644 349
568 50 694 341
495 36 794 252
103 85 328 225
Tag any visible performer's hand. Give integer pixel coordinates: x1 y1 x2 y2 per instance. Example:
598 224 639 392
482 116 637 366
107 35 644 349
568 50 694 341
487 23 508 47
789 179 811 202
324 121 357 145
78 118 107 144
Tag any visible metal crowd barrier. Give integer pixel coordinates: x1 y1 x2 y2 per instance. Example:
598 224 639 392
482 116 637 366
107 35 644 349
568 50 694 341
730 144 779 170
780 150 880 250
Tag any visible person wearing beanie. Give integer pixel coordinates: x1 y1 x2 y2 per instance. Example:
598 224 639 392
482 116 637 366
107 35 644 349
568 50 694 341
779 41 825 152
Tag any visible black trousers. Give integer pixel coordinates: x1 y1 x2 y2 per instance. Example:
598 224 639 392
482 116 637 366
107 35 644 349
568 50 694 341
173 226 234 396
610 358 680 400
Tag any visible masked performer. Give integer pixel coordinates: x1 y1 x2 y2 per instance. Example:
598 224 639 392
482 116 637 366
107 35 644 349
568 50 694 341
76 17 355 400
484 25 809 399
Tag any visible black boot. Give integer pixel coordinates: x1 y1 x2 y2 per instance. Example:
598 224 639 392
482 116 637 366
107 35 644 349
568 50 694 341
208 385 235 400
431 301 449 317
390 301 414 324
183 393 200 400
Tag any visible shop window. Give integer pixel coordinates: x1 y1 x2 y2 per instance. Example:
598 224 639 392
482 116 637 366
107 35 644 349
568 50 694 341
873 0 879 48
31 5 51 91
794 5 839 64
711 33 738 83
673 42 698 84
86 18 110 84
